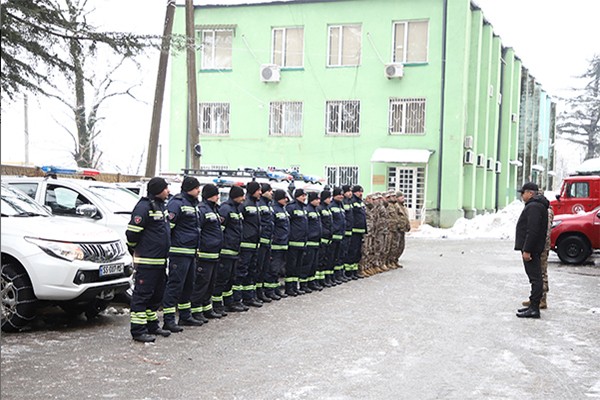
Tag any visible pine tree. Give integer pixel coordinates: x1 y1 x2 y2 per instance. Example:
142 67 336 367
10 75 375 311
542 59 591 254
557 55 600 160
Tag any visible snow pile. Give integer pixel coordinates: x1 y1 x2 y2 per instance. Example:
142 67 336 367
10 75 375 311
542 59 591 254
574 157 600 175
412 200 524 240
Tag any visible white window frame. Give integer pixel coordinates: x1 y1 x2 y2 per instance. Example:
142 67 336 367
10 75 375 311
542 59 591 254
269 101 303 137
199 102 230 136
327 24 362 67
325 165 360 187
388 97 426 135
325 100 360 136
392 20 429 64
199 29 233 70
271 27 304 68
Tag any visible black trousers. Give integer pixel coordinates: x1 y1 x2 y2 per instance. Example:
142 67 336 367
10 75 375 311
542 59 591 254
213 257 236 305
162 255 195 323
130 266 166 336
286 246 305 279
302 246 320 281
191 259 218 313
523 252 543 308
235 249 258 300
348 233 364 265
257 244 272 290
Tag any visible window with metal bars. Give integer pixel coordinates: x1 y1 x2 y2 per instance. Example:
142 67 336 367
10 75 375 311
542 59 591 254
199 29 233 70
199 102 230 136
326 100 360 136
269 101 303 136
389 98 426 135
324 165 359 186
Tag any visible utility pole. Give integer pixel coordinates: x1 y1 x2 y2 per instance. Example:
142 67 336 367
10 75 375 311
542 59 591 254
145 0 176 178
185 0 200 170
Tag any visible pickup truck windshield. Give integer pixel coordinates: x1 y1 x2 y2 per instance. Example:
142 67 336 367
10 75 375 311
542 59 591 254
1 186 51 217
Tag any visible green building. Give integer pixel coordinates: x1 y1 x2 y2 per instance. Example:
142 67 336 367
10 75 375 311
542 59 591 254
168 0 555 227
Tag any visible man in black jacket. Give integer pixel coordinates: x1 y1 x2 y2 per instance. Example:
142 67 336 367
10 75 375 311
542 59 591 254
514 182 549 319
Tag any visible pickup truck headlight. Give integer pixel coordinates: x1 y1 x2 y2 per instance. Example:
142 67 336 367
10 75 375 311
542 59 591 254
551 220 562 229
24 237 84 261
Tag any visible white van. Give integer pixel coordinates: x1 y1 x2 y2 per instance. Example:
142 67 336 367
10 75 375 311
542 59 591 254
1 184 133 332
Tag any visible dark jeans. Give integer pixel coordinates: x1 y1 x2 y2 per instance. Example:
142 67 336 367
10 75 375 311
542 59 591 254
523 252 543 309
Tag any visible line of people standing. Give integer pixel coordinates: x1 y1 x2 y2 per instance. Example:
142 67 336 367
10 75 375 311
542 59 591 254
125 177 409 343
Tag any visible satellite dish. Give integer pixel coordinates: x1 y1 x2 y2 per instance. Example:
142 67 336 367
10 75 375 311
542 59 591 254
194 143 202 157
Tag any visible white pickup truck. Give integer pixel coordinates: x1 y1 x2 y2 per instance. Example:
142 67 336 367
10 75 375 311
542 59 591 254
1 184 134 332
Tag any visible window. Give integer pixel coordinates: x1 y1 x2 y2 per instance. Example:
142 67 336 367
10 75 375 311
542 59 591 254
269 101 303 136
325 166 359 186
272 27 304 67
393 20 428 63
567 182 590 198
199 29 233 70
328 24 362 66
389 98 426 135
199 102 230 136
326 100 360 135
6 182 38 199
45 185 91 216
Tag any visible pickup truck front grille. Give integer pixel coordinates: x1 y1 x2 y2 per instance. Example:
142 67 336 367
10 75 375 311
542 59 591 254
78 241 126 263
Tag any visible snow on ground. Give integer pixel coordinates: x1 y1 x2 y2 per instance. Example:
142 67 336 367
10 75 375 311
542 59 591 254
411 200 524 240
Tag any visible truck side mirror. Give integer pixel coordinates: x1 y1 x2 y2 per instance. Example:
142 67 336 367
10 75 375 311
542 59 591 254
555 194 561 201
76 204 98 218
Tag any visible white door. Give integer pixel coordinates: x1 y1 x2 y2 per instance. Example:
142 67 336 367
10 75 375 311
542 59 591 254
387 166 425 219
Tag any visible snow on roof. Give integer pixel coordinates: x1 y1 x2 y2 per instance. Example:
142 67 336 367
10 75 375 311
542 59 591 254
371 148 433 164
574 157 600 175
411 200 524 240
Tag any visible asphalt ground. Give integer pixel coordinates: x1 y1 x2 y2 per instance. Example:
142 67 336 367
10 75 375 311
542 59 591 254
1 237 599 400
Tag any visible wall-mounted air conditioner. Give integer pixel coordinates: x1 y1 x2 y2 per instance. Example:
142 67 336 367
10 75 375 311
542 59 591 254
260 64 280 82
464 150 474 165
495 161 502 174
384 63 404 79
486 158 494 171
476 154 485 168
488 85 494 97
464 135 474 149
511 113 518 122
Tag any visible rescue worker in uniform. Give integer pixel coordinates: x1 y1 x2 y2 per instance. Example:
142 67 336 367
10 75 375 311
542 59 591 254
285 188 308 296
236 181 263 308
341 185 354 282
303 192 323 292
191 184 224 321
317 190 333 288
256 183 275 303
347 185 366 279
359 193 375 277
162 177 203 332
267 189 290 300
328 187 346 285
215 186 248 313
126 177 172 343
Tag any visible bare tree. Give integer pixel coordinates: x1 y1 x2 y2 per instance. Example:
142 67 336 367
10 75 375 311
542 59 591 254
557 54 600 160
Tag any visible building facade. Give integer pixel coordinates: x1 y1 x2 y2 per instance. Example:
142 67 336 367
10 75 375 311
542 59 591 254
168 0 555 227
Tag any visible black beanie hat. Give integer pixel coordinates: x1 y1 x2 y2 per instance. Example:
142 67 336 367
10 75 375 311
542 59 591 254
342 184 352 193
274 189 287 202
147 177 168 196
229 185 244 200
181 176 200 192
333 187 343 196
246 181 261 196
320 190 331 202
202 184 219 199
352 185 364 193
260 182 272 193
308 192 319 202
294 188 306 198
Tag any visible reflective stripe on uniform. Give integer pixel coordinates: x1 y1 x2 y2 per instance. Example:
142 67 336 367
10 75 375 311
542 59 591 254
169 247 196 255
220 248 239 256
240 242 258 249
271 244 288 250
289 241 306 247
178 302 191 310
352 228 366 233
197 251 219 259
127 224 144 233
260 237 271 244
134 257 166 265
307 241 320 247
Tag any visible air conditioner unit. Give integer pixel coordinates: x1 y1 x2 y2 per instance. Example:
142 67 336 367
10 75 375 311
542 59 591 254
488 84 494 97
260 64 280 82
511 113 518 123
486 158 494 171
464 135 474 149
476 154 485 168
384 63 404 79
464 150 474 165
495 161 502 174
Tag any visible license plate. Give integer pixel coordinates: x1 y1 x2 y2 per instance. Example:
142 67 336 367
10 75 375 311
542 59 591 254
99 263 124 277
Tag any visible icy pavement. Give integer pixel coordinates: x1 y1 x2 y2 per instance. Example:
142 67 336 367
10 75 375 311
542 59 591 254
1 238 599 400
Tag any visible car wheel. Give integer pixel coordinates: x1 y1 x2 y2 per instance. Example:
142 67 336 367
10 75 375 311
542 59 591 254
556 235 592 264
1 261 37 332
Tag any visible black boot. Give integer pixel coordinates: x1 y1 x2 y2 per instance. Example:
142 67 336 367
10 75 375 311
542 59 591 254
203 309 222 319
165 320 186 331
309 281 323 291
177 317 203 327
148 327 171 337
300 282 313 294
516 307 540 319
257 290 272 303
192 312 209 324
266 291 281 301
285 282 298 297
225 302 248 312
276 287 289 298
243 298 263 308
132 333 156 343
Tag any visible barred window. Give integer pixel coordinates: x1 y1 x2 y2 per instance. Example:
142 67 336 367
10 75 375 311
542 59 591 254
272 27 304 68
389 97 426 135
388 166 425 219
328 24 362 67
199 29 233 70
325 165 359 187
393 20 429 63
326 100 360 136
269 101 303 136
199 102 230 136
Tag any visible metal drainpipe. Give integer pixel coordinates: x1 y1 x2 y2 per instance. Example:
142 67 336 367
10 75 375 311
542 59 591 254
495 50 507 210
436 0 448 222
